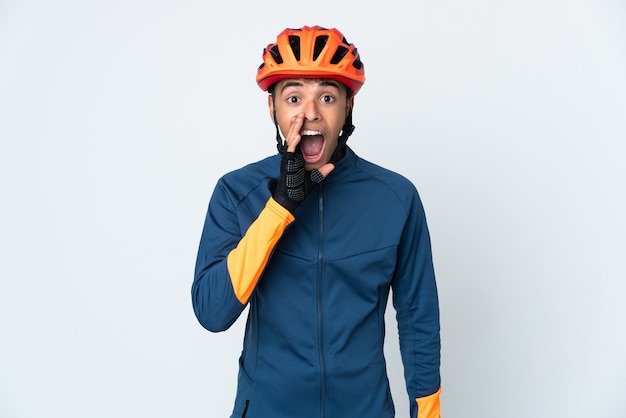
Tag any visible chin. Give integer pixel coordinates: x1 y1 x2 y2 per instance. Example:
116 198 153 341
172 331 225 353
304 163 320 171
304 157 329 171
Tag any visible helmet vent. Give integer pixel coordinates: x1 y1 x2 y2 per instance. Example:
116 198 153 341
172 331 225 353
288 36 301 60
313 35 329 61
330 45 349 64
351 48 363 70
270 45 283 64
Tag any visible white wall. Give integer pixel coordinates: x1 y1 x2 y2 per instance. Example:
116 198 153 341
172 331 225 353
1 1 625 417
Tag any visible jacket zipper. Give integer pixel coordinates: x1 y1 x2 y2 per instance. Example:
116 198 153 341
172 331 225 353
317 184 326 418
241 399 249 417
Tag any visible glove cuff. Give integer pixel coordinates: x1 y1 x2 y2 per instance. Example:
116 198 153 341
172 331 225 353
268 178 299 214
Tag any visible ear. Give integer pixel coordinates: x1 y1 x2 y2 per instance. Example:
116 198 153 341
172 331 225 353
268 94 275 122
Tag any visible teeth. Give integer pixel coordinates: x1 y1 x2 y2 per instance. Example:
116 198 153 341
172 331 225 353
301 130 322 136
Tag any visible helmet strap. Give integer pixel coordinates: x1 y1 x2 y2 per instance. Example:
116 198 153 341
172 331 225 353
330 109 355 163
271 92 288 154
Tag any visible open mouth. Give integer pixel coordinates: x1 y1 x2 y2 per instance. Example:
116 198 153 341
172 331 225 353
300 130 325 163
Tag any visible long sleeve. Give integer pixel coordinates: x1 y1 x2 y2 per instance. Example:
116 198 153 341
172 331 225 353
192 176 294 332
392 189 441 418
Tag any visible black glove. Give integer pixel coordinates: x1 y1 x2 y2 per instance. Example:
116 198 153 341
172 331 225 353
269 148 326 213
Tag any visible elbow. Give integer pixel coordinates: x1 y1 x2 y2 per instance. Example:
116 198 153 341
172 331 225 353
191 290 238 333
195 310 232 333
192 298 231 333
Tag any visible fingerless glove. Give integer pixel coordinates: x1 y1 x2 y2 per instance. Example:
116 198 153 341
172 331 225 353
269 149 325 213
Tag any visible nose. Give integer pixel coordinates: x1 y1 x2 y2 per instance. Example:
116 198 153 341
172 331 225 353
303 99 320 121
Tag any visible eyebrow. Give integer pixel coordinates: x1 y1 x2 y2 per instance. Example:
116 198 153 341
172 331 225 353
279 79 341 93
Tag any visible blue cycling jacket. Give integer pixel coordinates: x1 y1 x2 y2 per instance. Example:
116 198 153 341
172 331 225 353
193 147 441 418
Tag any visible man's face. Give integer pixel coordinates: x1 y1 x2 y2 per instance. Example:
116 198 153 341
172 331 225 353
269 78 353 171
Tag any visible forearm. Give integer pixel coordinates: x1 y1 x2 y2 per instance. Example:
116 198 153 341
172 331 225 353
397 300 441 417
226 197 294 304
192 197 294 331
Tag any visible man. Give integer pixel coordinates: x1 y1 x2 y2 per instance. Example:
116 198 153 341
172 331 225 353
192 25 441 418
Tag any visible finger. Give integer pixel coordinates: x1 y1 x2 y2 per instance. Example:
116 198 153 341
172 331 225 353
286 114 304 152
286 134 300 153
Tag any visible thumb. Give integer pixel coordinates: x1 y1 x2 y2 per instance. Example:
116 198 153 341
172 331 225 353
317 163 335 179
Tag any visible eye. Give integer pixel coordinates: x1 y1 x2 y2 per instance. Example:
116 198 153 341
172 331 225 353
321 95 335 103
287 96 300 104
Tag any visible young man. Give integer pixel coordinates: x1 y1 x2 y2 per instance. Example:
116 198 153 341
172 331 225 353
192 26 441 418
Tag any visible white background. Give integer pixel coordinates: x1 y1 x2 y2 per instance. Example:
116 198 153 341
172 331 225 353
1 1 625 417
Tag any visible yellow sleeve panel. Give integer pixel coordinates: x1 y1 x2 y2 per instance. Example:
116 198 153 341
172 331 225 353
227 197 295 304
416 386 442 418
